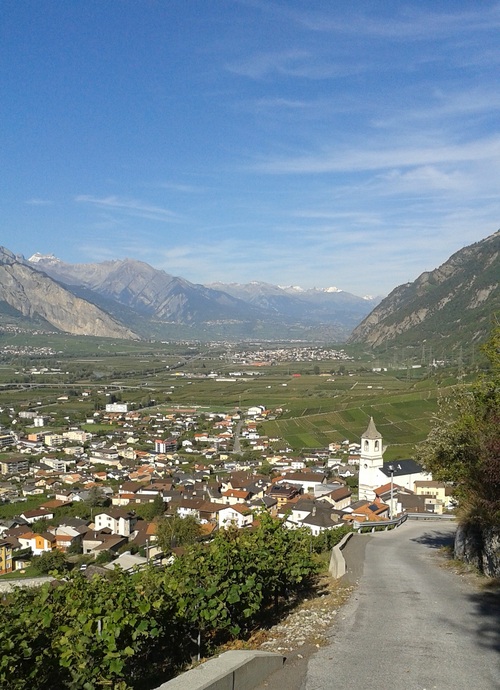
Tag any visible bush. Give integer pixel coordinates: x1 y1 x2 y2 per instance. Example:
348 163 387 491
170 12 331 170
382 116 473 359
30 550 68 575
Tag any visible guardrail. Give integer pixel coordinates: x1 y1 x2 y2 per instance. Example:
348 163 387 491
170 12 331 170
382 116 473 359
353 512 456 533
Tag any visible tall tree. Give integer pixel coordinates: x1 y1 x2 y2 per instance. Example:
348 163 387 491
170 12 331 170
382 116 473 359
416 323 500 525
155 514 202 552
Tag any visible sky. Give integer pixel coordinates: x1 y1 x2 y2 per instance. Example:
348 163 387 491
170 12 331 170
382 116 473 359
2 1 500 298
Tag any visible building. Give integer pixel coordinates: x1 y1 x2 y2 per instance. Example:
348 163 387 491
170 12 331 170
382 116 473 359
94 509 137 537
0 457 29 475
105 403 128 413
0 540 13 575
155 438 178 454
358 417 431 502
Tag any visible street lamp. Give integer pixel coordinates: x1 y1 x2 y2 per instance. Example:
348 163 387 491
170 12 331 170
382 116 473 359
388 464 395 519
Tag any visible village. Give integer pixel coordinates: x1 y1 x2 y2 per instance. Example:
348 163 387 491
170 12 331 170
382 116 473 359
0 395 454 577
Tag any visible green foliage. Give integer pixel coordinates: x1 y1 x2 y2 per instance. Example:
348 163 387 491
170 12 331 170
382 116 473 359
155 514 202 552
30 549 68 575
416 324 500 525
132 494 165 522
86 486 110 508
0 570 179 689
0 516 319 688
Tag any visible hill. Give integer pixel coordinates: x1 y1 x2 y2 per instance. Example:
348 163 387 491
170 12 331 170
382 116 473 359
348 230 500 357
0 248 138 340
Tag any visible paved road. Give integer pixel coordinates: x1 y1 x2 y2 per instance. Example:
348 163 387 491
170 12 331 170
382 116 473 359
304 521 500 690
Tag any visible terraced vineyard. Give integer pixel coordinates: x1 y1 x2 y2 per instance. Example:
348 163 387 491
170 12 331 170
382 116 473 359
261 375 455 461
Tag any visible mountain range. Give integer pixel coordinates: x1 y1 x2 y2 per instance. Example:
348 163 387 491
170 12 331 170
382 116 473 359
0 248 379 341
0 230 497 350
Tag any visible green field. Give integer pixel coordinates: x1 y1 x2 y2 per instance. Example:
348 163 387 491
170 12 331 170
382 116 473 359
0 334 469 457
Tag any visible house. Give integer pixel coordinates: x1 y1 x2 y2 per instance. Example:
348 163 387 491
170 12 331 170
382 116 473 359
300 503 344 536
218 505 253 529
82 529 127 555
318 485 352 511
94 509 138 537
343 499 390 524
268 483 301 508
413 481 454 512
0 540 13 575
275 471 327 494
18 531 56 555
51 525 86 552
88 447 121 466
221 489 251 505
20 508 55 524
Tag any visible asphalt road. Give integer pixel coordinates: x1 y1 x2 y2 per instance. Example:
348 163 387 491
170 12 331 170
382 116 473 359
304 521 500 690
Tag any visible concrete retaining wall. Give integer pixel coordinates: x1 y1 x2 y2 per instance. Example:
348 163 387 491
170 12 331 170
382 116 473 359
155 650 285 690
329 531 353 579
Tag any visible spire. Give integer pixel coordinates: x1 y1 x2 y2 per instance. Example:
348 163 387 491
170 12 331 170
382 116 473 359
362 416 382 440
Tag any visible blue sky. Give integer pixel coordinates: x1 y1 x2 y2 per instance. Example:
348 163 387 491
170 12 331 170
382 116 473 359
2 1 500 297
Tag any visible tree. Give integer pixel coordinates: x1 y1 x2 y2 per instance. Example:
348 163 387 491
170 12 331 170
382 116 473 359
31 519 53 534
31 549 68 575
416 323 500 525
155 514 202 552
134 494 165 522
85 486 109 508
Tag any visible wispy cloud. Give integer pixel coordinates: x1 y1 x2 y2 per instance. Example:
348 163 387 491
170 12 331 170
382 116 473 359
157 182 205 193
25 198 53 206
226 50 359 80
372 88 500 130
260 2 500 40
254 135 500 174
75 195 182 222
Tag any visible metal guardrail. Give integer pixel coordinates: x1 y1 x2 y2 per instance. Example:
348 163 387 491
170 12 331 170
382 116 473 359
353 512 456 533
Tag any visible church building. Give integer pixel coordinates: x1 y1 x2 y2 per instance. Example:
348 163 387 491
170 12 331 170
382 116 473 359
358 417 431 501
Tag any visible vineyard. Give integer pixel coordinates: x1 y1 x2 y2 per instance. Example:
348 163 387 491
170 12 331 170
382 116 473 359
0 517 350 690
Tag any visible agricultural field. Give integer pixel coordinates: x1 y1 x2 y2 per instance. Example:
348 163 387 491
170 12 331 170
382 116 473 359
0 333 467 458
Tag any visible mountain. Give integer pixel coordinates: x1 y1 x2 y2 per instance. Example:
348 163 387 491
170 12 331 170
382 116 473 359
0 248 138 339
207 281 380 330
29 255 265 324
348 231 500 353
27 255 378 340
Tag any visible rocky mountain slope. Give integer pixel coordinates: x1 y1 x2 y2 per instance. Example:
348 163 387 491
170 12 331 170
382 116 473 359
348 230 500 350
27 254 377 340
207 281 379 330
0 248 138 339
29 255 264 324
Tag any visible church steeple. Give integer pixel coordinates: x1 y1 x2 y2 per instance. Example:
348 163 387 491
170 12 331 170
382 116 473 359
363 416 382 440
359 417 384 500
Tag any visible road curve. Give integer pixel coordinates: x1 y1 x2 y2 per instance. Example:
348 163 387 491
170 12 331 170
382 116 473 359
305 521 500 690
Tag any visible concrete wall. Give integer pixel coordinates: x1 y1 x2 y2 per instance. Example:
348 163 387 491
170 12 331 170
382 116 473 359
329 531 353 579
156 650 285 690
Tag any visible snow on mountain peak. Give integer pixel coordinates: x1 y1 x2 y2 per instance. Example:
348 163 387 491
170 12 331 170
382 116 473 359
28 252 61 264
278 285 304 292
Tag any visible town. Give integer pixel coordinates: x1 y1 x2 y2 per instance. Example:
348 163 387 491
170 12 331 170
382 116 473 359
0 383 452 577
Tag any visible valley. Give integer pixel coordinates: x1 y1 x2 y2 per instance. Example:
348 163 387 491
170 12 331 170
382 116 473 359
0 333 475 458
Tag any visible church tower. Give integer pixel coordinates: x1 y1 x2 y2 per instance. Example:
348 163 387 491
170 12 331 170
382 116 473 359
358 417 384 501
